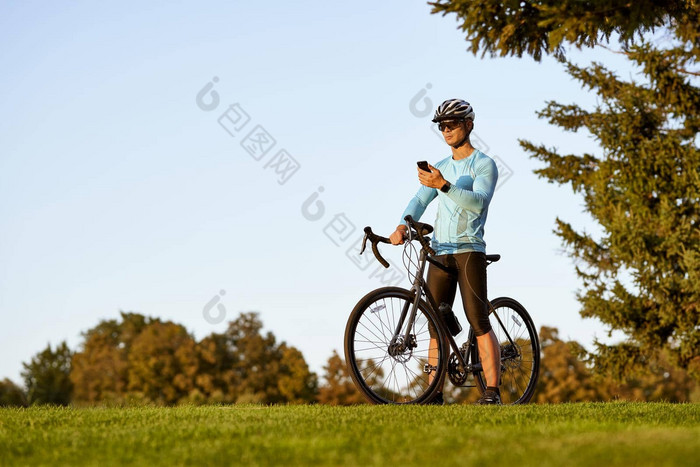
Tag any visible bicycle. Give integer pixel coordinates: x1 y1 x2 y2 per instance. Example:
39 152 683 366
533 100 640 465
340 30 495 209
344 215 540 405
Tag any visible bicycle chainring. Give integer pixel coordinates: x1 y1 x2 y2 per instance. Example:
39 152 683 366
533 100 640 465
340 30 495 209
447 350 468 386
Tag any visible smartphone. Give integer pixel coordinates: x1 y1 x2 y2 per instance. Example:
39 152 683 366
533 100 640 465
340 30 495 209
417 160 430 172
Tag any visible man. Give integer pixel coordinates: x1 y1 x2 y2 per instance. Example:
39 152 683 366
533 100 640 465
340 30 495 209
389 98 501 405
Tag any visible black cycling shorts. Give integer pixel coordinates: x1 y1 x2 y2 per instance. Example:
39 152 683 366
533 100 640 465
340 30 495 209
425 251 491 337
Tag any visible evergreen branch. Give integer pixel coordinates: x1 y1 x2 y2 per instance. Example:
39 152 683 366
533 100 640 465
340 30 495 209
674 67 700 76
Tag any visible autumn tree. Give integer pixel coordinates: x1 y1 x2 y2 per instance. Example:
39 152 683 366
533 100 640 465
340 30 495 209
277 344 319 403
223 312 317 404
602 349 699 402
318 350 366 405
193 332 238 403
127 321 199 404
69 311 317 405
534 327 605 403
430 1 700 378
21 342 73 405
533 326 697 403
0 378 27 407
70 312 153 403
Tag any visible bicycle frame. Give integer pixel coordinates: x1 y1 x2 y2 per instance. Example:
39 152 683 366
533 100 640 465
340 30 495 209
393 240 522 383
392 243 479 379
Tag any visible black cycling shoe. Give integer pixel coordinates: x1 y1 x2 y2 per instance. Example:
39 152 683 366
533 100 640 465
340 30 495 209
474 389 502 405
426 392 445 405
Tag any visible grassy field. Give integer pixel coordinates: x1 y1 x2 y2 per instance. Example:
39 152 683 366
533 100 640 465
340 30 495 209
1 403 698 466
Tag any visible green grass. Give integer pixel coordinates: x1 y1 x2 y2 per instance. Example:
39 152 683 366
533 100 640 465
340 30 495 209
1 403 699 466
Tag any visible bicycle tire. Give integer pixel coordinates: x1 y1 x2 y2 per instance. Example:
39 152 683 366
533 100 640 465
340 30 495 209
344 287 447 404
472 297 540 404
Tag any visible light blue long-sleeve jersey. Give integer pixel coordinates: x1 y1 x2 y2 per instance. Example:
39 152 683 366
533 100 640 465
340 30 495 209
400 150 498 255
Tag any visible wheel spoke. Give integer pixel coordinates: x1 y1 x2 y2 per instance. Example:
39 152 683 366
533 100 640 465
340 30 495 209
353 330 388 354
356 321 388 348
346 291 445 404
472 299 541 405
360 314 391 346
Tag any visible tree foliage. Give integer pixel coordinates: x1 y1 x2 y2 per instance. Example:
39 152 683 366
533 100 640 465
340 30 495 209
223 312 318 404
127 321 199 404
68 311 317 405
534 327 698 402
430 1 700 61
431 1 700 378
193 331 238 403
10 319 698 405
70 312 152 403
0 378 28 407
21 342 73 405
535 326 609 402
318 350 366 405
523 43 700 376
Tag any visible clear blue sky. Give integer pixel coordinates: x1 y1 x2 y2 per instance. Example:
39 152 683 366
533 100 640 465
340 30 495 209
1 0 631 384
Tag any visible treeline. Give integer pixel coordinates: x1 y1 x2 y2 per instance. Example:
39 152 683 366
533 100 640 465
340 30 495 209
4 312 317 407
1 312 697 407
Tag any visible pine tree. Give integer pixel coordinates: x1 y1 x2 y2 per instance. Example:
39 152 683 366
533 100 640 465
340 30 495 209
430 1 700 378
521 42 700 377
429 1 699 60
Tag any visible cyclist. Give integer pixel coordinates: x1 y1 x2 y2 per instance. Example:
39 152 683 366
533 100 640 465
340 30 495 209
389 99 501 405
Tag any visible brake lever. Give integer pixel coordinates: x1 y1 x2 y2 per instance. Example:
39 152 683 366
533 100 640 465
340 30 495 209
360 231 369 255
404 215 436 256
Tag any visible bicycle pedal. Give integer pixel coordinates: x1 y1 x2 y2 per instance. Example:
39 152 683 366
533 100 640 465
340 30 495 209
423 364 437 374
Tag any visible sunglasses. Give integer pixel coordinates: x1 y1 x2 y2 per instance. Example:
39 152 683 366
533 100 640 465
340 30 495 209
438 120 464 132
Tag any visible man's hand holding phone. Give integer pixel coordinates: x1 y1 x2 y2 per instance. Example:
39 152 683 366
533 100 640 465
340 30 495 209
417 161 446 189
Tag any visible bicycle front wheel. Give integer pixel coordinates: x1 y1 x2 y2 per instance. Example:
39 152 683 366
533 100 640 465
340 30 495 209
344 287 447 404
473 297 540 404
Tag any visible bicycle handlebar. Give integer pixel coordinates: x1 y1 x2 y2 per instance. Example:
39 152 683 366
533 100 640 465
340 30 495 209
360 216 435 268
360 227 391 268
404 215 436 256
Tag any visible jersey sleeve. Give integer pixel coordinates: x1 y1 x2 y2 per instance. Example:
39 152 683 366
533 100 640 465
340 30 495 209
444 156 498 214
399 184 438 226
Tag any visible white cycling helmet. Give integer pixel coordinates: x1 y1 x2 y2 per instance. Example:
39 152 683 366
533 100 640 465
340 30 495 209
432 99 475 122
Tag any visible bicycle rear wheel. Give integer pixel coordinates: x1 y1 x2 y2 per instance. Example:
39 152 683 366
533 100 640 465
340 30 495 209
344 287 447 404
472 297 540 404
